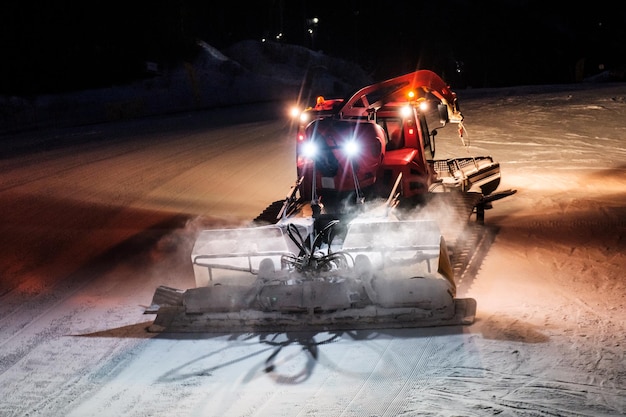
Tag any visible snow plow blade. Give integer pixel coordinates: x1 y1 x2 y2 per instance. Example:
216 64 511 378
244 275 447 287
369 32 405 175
145 219 477 333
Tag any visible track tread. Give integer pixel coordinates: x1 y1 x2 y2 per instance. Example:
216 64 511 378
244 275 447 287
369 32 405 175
252 200 284 224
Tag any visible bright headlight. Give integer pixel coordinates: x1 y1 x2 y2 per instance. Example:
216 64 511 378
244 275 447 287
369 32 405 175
289 106 301 118
301 141 318 158
400 105 412 118
343 140 360 157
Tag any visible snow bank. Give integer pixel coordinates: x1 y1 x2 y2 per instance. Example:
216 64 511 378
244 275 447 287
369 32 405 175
0 40 371 134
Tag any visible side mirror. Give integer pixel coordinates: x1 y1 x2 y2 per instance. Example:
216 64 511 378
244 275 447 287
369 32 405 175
438 103 449 125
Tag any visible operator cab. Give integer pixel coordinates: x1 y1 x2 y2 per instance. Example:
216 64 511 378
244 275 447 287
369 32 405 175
374 101 437 160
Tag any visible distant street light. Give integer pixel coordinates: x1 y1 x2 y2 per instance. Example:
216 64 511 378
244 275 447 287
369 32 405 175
306 17 319 49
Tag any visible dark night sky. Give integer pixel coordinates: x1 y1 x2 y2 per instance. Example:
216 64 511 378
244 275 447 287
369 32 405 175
2 1 625 95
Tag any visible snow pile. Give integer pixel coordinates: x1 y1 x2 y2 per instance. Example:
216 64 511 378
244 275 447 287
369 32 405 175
0 40 371 134
225 40 371 98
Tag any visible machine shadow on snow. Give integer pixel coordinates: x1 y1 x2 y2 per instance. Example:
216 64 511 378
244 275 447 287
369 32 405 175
122 327 481 385
74 317 548 388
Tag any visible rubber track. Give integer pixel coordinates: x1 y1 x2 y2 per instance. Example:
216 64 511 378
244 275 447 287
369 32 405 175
252 200 285 224
451 223 498 295
433 192 498 293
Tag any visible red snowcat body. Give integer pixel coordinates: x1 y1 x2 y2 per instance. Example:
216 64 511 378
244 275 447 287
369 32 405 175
294 70 508 218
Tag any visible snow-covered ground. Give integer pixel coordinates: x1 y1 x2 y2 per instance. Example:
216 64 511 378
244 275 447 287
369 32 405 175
1 78 625 416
